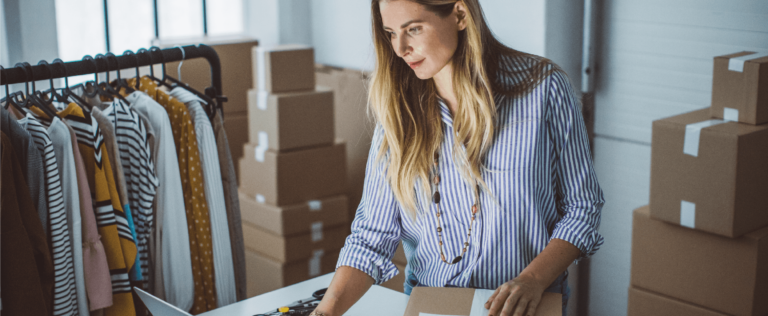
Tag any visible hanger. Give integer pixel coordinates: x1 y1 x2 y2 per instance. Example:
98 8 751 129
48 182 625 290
163 45 218 120
147 46 172 89
123 49 142 90
1 65 27 115
106 52 135 94
52 58 91 109
71 55 105 106
95 54 129 104
35 60 68 103
14 62 60 119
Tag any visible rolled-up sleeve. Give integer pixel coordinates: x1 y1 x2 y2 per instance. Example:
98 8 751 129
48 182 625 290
336 125 402 284
545 70 605 261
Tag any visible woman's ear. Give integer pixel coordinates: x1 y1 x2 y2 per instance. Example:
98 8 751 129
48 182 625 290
455 1 468 31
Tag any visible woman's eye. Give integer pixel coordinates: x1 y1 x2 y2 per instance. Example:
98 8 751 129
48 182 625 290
408 26 422 34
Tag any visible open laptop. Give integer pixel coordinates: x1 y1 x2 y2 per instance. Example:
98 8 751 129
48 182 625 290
134 287 192 316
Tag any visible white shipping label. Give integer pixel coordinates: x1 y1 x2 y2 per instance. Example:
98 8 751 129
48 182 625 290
257 91 269 110
309 249 325 277
468 289 495 316
683 119 726 157
308 200 322 211
680 200 696 229
254 132 269 162
728 51 768 72
255 194 266 204
256 47 267 91
311 222 324 242
723 107 739 122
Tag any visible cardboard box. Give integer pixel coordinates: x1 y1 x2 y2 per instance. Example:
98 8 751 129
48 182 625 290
316 65 374 219
224 111 248 174
239 190 349 236
711 51 768 125
245 249 339 298
253 45 315 93
628 286 728 316
154 35 259 114
239 141 347 206
380 263 406 293
247 87 335 151
649 108 768 237
242 221 348 263
403 287 561 316
630 206 768 316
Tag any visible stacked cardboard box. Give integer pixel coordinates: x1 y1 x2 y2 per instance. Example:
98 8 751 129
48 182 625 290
630 51 768 315
239 45 349 297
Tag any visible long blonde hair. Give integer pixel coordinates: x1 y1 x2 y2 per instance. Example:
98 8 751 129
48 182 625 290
369 0 558 218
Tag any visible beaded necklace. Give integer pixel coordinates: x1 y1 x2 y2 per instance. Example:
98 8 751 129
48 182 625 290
431 151 479 265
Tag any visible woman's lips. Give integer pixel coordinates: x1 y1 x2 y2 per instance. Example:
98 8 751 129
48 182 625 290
409 59 425 69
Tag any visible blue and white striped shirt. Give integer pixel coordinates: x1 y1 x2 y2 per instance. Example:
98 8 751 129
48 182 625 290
336 70 605 290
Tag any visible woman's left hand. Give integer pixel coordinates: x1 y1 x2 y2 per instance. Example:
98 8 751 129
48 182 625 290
483 272 547 316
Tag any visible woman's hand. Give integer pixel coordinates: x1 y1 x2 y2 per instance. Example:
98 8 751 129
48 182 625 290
484 272 548 316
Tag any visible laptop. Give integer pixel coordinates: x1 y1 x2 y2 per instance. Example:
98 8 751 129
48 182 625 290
134 287 192 316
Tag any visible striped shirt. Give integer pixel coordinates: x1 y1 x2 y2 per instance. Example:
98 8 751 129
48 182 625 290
102 99 160 289
336 70 605 290
19 113 79 316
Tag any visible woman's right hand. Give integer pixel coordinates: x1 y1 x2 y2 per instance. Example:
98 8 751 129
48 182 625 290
313 266 375 316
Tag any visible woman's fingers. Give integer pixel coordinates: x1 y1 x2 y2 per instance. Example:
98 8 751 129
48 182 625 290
500 287 524 316
524 297 541 316
488 284 511 316
485 287 502 310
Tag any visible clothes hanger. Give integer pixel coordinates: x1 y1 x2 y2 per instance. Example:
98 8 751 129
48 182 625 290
13 62 60 119
122 49 142 90
106 52 135 94
35 60 68 103
52 58 91 109
163 45 218 120
71 55 105 106
0 65 27 115
95 54 129 104
146 46 173 89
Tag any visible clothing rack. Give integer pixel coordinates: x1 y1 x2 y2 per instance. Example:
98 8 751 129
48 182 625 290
0 44 227 111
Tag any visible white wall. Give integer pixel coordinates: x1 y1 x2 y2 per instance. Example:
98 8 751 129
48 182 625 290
0 0 7 67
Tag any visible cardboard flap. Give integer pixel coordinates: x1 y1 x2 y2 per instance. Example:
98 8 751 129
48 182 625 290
403 287 562 316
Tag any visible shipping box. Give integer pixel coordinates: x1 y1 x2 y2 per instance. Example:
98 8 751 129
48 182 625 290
247 87 334 151
631 206 768 316
239 191 349 236
239 141 347 206
650 108 768 237
242 222 348 263
403 287 561 316
711 51 768 125
154 35 259 114
253 45 315 93
245 249 339 298
628 286 728 316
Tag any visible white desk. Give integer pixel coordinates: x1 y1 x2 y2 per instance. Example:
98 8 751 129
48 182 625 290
201 273 410 316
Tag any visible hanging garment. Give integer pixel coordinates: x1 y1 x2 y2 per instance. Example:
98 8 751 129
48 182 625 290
38 103 138 316
101 100 160 291
123 90 193 311
170 87 236 307
66 123 113 311
135 77 218 313
211 105 247 301
1 131 51 316
17 113 79 316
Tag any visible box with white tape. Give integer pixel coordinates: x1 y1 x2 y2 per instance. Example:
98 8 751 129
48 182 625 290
710 51 768 125
239 191 349 236
630 206 768 316
238 140 347 205
242 220 348 263
252 45 315 93
247 87 335 151
245 249 339 298
403 287 561 316
627 286 728 316
649 108 768 237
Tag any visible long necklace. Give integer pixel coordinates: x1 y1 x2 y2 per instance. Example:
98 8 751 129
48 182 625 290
431 151 479 265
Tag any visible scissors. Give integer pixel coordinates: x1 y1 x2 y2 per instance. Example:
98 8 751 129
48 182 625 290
255 288 327 316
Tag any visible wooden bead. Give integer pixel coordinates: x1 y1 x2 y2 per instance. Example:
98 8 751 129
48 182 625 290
451 256 462 264
436 212 440 217
439 241 443 246
464 242 469 247
472 205 478 214
437 227 442 232
433 175 440 185
441 254 446 262
433 191 441 204
471 215 475 220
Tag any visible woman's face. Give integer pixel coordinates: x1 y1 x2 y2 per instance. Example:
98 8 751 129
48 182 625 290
379 0 466 80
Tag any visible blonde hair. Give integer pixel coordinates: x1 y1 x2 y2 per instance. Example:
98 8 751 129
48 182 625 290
369 0 558 218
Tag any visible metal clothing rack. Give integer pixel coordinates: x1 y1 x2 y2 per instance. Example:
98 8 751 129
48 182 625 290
0 44 226 112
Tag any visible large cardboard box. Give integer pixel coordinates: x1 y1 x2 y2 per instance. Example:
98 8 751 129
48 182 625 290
247 87 334 151
631 206 768 316
403 287 561 316
380 263 406 293
224 111 248 174
242 222 348 263
649 108 768 237
315 65 374 219
239 141 347 206
253 45 315 93
628 286 728 316
154 35 259 114
245 249 339 298
711 51 768 125
239 191 349 236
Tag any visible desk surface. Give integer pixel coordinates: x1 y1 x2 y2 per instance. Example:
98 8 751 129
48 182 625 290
201 273 410 316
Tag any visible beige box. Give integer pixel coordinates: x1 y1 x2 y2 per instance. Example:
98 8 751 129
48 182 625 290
379 263 406 293
155 35 259 114
253 45 315 93
628 286 728 316
631 206 768 316
245 249 339 298
711 51 768 125
239 141 347 206
239 191 349 236
404 287 561 316
247 87 334 151
242 221 348 263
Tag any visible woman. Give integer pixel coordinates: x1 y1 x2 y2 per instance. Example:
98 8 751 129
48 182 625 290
312 1 604 316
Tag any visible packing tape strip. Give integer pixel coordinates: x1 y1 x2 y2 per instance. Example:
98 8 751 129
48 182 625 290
680 200 696 229
308 200 322 211
683 119 726 157
728 51 768 72
311 221 323 242
256 91 269 111
256 47 267 91
256 194 266 203
723 107 739 122
309 249 325 277
254 132 269 162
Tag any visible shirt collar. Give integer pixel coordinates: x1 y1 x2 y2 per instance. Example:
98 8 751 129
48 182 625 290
437 97 453 126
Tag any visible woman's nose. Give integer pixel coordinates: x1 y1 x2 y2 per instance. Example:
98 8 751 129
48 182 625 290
395 36 410 58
